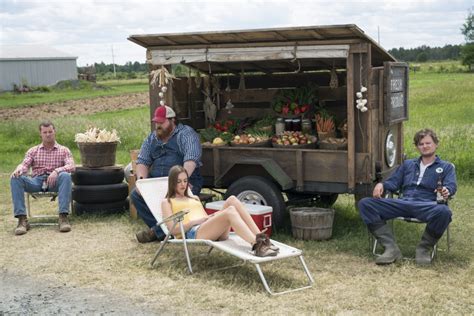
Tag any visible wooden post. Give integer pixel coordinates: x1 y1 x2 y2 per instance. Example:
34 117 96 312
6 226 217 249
129 150 139 219
346 53 355 191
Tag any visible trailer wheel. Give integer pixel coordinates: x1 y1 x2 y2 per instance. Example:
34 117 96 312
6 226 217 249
224 176 286 230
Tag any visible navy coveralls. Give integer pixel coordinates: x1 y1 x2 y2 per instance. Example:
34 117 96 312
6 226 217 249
358 156 457 238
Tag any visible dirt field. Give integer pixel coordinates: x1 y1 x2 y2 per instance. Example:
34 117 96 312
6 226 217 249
0 92 148 121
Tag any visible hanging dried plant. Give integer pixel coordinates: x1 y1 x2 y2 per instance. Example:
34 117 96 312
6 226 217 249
150 65 176 88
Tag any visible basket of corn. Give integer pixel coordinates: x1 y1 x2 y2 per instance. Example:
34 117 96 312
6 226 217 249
75 128 120 167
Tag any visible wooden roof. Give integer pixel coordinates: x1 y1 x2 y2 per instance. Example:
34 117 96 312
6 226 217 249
128 24 395 73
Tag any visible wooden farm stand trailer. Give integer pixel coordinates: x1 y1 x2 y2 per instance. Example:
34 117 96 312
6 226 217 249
128 24 409 228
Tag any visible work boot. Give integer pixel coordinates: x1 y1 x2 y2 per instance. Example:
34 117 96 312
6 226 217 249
370 224 402 265
136 229 158 243
58 213 72 233
258 228 279 252
253 232 278 257
415 229 439 265
14 215 30 236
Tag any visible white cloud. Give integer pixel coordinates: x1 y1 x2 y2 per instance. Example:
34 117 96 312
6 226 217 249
1 0 471 65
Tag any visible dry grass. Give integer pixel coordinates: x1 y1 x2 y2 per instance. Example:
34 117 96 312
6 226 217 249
1 174 473 314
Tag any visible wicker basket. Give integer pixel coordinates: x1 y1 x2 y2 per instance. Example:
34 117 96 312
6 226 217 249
290 207 335 240
230 139 271 147
272 142 316 149
319 138 348 150
77 142 118 168
317 130 336 141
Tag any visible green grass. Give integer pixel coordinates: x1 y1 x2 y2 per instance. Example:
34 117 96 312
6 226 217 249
409 59 470 73
404 72 474 179
0 79 148 109
0 107 150 173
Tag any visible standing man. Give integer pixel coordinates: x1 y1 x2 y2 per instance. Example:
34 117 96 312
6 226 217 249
132 105 203 243
11 120 75 235
358 128 456 265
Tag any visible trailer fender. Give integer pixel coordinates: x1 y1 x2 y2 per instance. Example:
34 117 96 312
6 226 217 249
215 158 293 190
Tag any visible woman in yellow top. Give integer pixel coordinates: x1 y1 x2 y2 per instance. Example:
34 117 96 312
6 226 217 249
162 165 278 257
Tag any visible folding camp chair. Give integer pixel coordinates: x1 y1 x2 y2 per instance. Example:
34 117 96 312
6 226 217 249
136 177 314 296
369 191 452 260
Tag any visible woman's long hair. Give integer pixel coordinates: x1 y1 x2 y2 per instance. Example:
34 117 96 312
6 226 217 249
166 165 191 201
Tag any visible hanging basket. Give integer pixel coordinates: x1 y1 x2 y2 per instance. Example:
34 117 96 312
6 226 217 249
77 142 118 168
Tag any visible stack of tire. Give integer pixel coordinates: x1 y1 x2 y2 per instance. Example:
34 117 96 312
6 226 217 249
72 166 129 215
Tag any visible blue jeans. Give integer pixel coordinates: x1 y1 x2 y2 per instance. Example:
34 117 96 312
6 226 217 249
185 225 201 239
10 173 72 217
130 188 166 240
358 197 452 238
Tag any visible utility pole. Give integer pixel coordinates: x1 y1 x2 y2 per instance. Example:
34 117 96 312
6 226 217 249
111 45 116 78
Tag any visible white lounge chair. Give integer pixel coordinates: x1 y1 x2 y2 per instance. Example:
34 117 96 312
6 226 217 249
136 177 314 296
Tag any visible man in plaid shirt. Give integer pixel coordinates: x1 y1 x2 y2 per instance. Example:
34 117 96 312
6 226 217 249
10 120 75 235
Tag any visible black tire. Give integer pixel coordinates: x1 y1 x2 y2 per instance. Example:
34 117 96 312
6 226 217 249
224 176 286 230
72 183 129 204
74 199 129 215
72 167 124 185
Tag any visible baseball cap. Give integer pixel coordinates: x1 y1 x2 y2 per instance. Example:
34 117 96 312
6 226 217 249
152 105 176 123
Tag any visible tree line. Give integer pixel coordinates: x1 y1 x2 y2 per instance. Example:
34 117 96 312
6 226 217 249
388 45 462 62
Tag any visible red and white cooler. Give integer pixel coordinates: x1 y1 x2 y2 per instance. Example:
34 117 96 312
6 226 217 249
204 200 273 237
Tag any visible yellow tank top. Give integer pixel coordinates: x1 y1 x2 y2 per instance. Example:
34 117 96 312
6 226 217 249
170 197 208 238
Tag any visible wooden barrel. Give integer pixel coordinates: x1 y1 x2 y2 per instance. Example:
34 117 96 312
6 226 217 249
77 142 118 168
290 207 335 240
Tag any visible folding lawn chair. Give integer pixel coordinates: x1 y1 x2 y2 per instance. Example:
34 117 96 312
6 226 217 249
136 177 314 296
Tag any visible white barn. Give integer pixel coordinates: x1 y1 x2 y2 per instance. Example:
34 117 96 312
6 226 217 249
0 45 78 91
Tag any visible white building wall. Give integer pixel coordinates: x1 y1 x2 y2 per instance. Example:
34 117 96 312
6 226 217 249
0 59 78 91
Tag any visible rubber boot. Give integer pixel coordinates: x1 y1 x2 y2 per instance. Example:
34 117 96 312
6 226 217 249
370 224 402 265
415 229 439 265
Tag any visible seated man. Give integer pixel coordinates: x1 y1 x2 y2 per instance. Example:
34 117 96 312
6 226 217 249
132 106 203 243
358 128 457 265
10 120 75 235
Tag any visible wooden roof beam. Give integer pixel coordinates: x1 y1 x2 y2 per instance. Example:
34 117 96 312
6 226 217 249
190 35 211 44
247 62 273 74
308 30 324 39
225 33 249 43
269 31 288 41
159 36 179 45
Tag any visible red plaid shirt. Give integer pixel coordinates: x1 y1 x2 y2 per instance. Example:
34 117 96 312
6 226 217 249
20 142 75 177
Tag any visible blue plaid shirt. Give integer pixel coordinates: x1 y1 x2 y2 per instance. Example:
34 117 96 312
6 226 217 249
137 124 202 168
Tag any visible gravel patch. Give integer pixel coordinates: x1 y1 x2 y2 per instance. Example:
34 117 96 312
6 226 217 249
0 270 159 315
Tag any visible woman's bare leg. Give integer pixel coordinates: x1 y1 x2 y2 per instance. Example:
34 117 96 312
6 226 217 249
196 206 256 245
222 195 260 234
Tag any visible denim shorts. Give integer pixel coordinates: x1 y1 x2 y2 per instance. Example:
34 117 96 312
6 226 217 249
185 225 201 239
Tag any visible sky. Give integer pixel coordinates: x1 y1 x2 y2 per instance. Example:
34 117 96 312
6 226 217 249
1 0 472 66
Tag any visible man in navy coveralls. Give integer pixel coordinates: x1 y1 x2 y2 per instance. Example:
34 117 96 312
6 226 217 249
358 128 456 265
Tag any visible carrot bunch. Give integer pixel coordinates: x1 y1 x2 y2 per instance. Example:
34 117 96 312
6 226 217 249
315 114 335 132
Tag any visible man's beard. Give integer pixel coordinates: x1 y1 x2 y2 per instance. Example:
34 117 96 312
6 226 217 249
156 125 172 139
